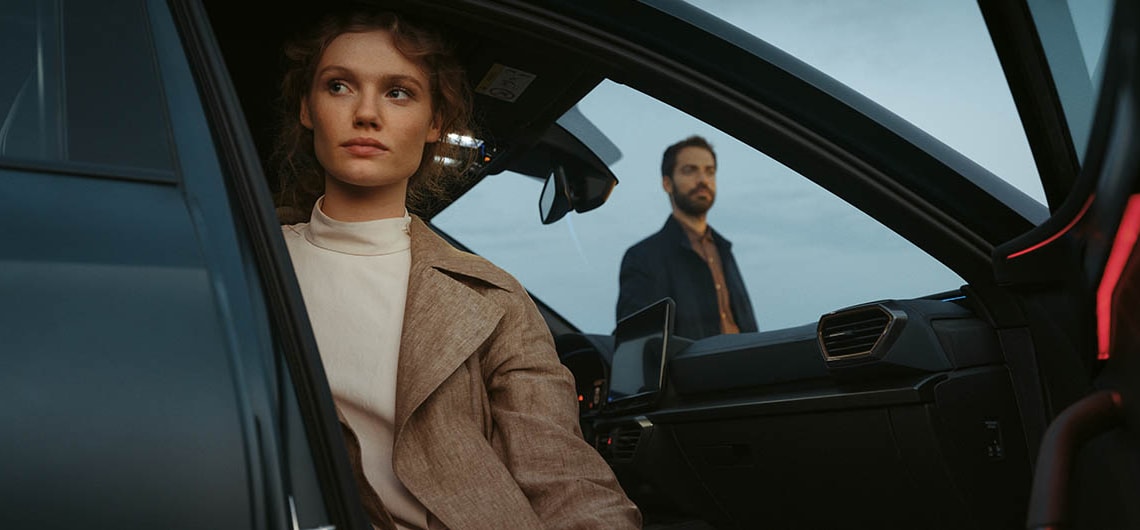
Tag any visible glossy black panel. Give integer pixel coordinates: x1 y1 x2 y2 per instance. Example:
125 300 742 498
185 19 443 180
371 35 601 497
0 172 250 528
0 170 199 267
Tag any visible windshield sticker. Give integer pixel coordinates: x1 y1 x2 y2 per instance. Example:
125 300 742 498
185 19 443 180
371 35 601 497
475 64 536 102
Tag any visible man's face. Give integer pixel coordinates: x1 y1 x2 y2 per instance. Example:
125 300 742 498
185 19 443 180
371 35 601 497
664 146 717 216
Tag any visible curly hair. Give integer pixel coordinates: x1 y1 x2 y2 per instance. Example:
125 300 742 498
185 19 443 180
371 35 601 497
271 10 475 221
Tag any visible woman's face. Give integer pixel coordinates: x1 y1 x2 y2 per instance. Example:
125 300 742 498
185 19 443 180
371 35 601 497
301 29 441 195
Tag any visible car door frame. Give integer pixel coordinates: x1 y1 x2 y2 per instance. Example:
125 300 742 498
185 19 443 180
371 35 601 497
166 1 373 529
982 0 1140 526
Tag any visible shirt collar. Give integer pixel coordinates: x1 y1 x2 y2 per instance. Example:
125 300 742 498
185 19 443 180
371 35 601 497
304 197 411 256
675 215 713 245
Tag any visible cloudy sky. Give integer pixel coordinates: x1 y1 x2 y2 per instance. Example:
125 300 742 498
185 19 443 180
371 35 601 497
433 0 1107 335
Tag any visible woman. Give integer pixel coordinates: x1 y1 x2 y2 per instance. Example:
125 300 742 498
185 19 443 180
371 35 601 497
273 9 641 530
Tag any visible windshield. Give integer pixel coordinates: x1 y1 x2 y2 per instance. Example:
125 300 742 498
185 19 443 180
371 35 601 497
681 0 1046 205
434 80 965 335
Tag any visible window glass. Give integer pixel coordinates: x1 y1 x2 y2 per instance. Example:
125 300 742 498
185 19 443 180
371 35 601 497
434 81 964 335
0 0 173 171
681 0 1045 205
1036 0 1112 162
1069 0 1112 85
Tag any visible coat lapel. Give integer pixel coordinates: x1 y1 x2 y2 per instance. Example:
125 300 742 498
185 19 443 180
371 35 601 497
393 217 506 435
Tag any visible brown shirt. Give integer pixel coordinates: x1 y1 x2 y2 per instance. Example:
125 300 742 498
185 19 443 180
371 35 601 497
680 220 740 334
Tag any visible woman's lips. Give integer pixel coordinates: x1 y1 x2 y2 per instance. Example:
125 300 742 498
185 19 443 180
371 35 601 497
344 144 386 156
342 138 387 156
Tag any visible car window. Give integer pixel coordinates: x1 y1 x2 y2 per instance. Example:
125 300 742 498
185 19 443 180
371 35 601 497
433 80 965 334
679 0 1046 205
1067 1 1112 90
1023 0 1113 164
0 0 173 172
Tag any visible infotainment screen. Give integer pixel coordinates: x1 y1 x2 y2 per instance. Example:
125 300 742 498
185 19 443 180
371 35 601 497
606 298 675 412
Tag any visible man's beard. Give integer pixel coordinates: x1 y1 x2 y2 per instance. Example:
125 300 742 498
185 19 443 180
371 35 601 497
673 184 714 216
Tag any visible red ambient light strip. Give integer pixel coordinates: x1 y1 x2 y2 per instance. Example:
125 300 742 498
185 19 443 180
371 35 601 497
1097 195 1140 360
1007 195 1095 259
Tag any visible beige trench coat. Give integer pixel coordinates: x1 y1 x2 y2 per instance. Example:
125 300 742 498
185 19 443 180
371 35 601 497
335 216 641 530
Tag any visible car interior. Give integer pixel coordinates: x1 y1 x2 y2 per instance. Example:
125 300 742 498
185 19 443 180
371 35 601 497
1 0 1135 528
197 1 1138 529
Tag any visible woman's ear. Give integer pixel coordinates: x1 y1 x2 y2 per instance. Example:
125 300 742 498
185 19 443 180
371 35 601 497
300 98 314 130
425 113 442 143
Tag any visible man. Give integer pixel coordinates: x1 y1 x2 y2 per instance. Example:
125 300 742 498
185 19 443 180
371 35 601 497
617 135 757 340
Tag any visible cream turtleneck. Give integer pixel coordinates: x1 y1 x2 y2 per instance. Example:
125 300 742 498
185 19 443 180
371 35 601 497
282 199 427 530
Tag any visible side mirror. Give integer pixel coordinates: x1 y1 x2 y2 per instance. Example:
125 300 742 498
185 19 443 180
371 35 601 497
539 166 572 224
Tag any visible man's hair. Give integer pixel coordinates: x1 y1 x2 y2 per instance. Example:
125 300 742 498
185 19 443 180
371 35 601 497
661 135 716 179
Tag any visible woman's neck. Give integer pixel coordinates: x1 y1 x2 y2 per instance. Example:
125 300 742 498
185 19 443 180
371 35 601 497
321 178 408 222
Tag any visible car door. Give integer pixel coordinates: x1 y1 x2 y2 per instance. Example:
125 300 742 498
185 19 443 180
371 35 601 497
162 2 376 529
981 0 1140 527
0 1 369 528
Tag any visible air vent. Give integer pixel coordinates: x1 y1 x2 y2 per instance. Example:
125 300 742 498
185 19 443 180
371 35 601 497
817 305 893 360
595 419 654 464
612 428 641 461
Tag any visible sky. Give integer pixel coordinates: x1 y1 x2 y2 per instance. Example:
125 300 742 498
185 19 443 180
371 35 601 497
433 1 1107 335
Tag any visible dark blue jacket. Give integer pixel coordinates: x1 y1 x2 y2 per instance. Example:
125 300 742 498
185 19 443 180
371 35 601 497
616 216 757 340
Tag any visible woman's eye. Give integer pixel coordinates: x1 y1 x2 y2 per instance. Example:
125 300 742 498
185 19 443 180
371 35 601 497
328 80 348 94
387 87 412 99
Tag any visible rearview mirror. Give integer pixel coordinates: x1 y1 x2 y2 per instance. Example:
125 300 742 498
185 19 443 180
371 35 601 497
539 166 572 224
501 107 620 224
538 161 616 224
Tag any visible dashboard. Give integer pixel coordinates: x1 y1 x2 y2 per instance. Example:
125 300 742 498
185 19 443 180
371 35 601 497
554 295 1031 528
